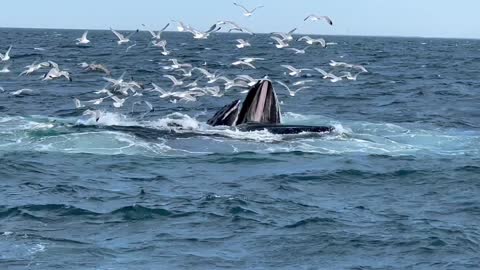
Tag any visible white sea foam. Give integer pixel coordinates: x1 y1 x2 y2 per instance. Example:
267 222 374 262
0 113 478 157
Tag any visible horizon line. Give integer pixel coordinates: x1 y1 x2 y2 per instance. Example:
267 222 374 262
0 26 478 41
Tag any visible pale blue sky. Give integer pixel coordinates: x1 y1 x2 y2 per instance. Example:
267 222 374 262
2 0 479 38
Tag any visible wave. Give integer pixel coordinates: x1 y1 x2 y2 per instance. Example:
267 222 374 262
0 204 219 222
0 111 478 157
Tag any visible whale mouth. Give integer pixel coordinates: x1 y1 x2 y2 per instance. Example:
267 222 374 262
208 80 282 127
235 80 282 125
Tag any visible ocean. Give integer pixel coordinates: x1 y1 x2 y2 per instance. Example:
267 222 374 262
0 28 479 269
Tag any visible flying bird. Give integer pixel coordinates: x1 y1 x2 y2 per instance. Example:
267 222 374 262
236 39 251 49
276 81 311 97
110 28 139 45
281 65 310 77
270 36 290 49
304 15 333 25
233 3 264 17
76 31 90 45
0 45 12 61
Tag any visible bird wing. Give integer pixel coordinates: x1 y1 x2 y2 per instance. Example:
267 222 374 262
281 65 296 72
323 16 333 25
82 31 88 40
110 28 125 40
298 36 311 42
126 29 139 39
314 68 328 76
275 80 290 92
161 23 170 32
251 5 264 12
163 75 178 84
294 86 311 94
304 14 317 21
233 2 249 13
270 36 286 45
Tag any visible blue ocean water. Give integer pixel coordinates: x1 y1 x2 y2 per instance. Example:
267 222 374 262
0 28 479 269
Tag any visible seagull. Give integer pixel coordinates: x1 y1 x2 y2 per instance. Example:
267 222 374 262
163 74 184 87
340 71 361 81
281 65 311 77
0 86 4 92
103 72 126 88
10 88 34 96
352 64 368 73
298 36 326 47
80 62 111 75
43 67 72 81
324 73 343 82
110 28 139 45
142 23 170 40
287 46 311 54
217 21 254 35
183 23 221 39
111 96 127 108
293 80 314 86
173 20 189 32
272 28 297 41
185 76 204 88
270 36 290 49
240 57 264 63
235 75 258 86
329 60 353 68
232 58 262 69
304 15 334 25
0 45 12 61
169 58 192 69
152 39 167 48
152 40 171 55
276 81 311 97
236 39 251 49
176 68 193 77
76 31 90 45
19 61 51 76
233 3 264 17
192 67 218 80
314 68 329 77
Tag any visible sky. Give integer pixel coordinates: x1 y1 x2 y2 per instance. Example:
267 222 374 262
1 0 479 39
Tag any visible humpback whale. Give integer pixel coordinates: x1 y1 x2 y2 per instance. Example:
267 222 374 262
208 80 334 134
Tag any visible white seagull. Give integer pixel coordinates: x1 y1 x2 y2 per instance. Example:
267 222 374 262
43 67 72 81
236 39 251 49
272 28 297 41
281 65 311 77
276 81 311 97
270 36 290 49
304 15 334 25
287 46 311 54
143 23 170 40
233 3 264 17
298 36 326 47
163 74 184 87
76 31 90 45
110 28 139 45
0 45 12 61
